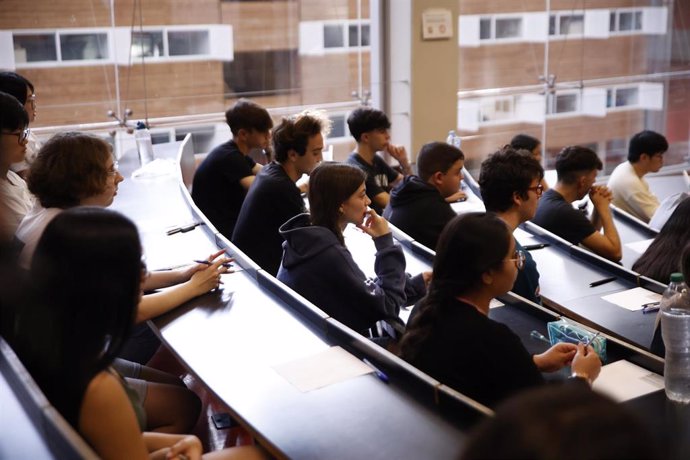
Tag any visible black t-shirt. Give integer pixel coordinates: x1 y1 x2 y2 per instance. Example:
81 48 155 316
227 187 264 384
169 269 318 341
232 162 305 275
191 140 256 238
346 152 399 214
512 239 541 304
531 189 595 245
407 297 544 408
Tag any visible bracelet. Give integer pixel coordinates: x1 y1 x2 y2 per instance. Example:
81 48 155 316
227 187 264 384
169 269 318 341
570 372 592 386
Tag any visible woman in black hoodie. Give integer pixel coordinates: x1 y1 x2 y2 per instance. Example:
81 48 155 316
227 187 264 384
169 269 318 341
278 162 426 336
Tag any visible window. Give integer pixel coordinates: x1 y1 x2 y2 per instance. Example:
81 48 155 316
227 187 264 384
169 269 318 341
60 33 109 60
606 86 640 109
131 32 164 58
610 9 643 33
495 18 521 39
549 13 584 36
478 16 522 41
547 93 579 115
329 114 347 138
348 24 370 47
13 31 111 65
13 34 57 63
168 30 210 56
479 96 515 122
223 49 300 97
324 25 345 48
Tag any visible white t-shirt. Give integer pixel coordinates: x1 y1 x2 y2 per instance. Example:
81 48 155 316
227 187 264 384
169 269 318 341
10 131 41 173
607 161 660 223
16 205 62 269
0 170 35 237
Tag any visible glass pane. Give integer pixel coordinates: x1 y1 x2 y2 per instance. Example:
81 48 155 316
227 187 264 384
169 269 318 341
615 87 639 107
348 24 360 47
495 18 521 39
479 18 492 40
13 34 57 63
619 12 634 31
60 33 109 60
224 49 300 96
168 30 210 56
634 11 643 31
555 94 578 113
329 115 346 138
324 24 344 48
560 15 584 35
609 12 616 32
549 16 556 36
131 31 164 58
606 89 614 108
361 24 370 46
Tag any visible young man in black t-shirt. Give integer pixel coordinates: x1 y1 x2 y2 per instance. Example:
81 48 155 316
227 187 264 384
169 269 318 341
192 99 273 238
345 107 412 214
532 146 621 262
232 110 330 274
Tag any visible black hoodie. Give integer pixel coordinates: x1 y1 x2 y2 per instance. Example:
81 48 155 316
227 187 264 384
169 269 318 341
277 213 411 334
384 176 456 251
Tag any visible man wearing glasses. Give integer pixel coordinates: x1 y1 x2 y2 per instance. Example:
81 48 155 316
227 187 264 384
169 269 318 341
0 72 38 177
479 145 545 304
533 146 622 263
607 130 667 223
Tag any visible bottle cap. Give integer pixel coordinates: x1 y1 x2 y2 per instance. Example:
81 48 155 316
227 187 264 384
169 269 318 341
136 121 146 130
670 273 684 283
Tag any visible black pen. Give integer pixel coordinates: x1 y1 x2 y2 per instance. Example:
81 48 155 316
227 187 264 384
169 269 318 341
363 358 389 384
523 243 550 251
589 276 617 288
193 259 234 269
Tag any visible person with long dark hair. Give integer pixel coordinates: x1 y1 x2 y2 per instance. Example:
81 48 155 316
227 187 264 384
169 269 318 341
278 162 427 336
633 196 690 283
398 213 600 408
13 208 264 460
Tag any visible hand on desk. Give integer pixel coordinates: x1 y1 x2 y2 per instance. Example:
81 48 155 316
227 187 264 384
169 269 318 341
188 253 233 295
445 190 467 203
180 249 228 282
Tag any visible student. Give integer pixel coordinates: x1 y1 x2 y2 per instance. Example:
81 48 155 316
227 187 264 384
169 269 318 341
0 92 34 237
460 384 657 460
532 146 622 262
479 145 544 303
16 132 230 363
12 208 265 460
384 142 464 250
608 130 667 222
233 109 330 275
278 162 427 336
345 107 412 214
632 197 690 284
192 99 273 238
398 213 600 408
0 72 39 175
510 133 549 190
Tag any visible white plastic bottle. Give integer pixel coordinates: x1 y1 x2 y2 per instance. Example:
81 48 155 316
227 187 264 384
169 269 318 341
134 121 155 165
446 130 461 149
661 272 690 403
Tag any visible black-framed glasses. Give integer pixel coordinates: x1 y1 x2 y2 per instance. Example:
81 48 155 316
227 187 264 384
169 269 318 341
509 250 526 270
2 127 30 145
527 183 544 197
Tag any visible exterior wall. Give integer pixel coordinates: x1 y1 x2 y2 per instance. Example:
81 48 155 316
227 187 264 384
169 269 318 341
221 1 299 51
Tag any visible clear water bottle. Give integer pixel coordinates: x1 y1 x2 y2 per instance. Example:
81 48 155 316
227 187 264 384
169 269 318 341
134 121 155 165
661 272 690 403
446 130 462 149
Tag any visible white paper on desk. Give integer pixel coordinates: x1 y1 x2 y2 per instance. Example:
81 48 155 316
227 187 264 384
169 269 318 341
625 238 654 255
601 287 662 311
272 346 373 392
593 360 664 402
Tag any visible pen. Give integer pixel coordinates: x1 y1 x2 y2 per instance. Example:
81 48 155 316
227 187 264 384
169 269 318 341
362 358 389 384
589 276 617 288
167 222 202 236
642 301 661 314
523 243 550 251
193 259 234 269
529 330 551 344
582 332 601 348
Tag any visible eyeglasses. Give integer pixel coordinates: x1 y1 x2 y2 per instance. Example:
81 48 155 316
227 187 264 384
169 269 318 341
2 127 30 145
107 161 120 177
509 250 526 270
527 183 544 197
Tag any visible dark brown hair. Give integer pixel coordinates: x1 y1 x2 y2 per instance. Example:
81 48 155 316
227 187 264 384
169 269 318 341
273 109 331 163
308 162 366 245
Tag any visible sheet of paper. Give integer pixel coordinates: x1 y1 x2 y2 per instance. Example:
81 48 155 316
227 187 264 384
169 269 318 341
272 346 373 392
593 359 664 402
601 287 662 311
625 238 654 255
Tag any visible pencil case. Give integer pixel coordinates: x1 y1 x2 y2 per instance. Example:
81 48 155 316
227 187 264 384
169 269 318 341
547 319 607 363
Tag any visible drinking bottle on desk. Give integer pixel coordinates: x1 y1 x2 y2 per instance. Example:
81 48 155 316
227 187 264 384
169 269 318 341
661 272 690 403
